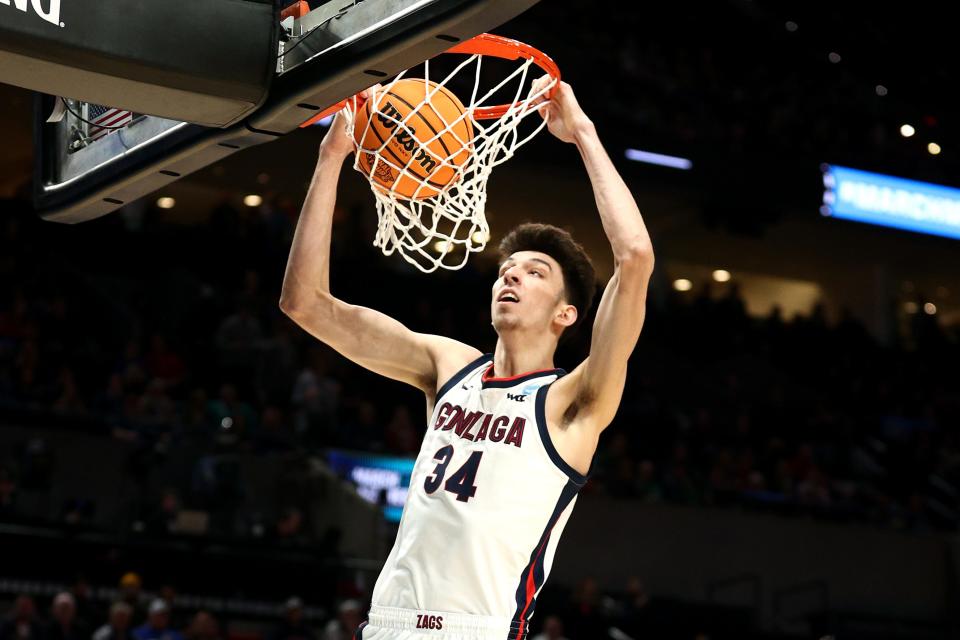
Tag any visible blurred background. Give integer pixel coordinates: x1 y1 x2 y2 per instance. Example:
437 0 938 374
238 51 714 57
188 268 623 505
1 1 958 639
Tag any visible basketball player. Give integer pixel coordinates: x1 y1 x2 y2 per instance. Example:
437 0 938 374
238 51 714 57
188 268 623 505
279 77 654 639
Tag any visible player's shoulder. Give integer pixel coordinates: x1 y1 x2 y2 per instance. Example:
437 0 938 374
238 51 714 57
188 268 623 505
418 334 485 397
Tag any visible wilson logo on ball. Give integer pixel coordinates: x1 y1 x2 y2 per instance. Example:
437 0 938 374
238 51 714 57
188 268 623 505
376 101 439 172
352 79 473 199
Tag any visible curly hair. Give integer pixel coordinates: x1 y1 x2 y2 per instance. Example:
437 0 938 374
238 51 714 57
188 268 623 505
498 223 597 338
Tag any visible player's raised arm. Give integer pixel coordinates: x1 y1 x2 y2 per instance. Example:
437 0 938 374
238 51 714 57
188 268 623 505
536 79 655 433
279 107 480 394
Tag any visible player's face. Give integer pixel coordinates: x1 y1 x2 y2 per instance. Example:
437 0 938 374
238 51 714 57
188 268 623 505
491 251 567 333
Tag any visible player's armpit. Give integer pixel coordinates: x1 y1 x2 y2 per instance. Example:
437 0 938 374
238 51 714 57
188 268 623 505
545 252 652 433
281 291 481 393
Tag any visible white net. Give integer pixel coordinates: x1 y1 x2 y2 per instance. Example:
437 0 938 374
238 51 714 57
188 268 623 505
343 47 557 272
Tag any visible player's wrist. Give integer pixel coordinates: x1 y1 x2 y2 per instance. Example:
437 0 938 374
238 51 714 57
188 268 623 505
571 118 597 146
317 143 352 163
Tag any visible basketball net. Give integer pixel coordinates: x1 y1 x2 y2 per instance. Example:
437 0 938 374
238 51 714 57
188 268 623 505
341 36 558 273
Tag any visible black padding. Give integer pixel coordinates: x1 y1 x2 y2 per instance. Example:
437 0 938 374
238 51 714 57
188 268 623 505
0 0 278 127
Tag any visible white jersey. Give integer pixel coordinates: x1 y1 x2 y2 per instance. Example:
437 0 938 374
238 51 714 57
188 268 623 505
370 354 590 639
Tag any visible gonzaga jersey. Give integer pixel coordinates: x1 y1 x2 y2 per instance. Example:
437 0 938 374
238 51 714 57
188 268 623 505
370 354 590 638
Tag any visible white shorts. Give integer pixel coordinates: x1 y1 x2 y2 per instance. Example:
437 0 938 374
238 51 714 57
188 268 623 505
355 605 525 640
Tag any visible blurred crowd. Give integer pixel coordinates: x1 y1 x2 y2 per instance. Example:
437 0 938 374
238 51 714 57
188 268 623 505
0 573 729 640
1 180 958 538
0 573 366 640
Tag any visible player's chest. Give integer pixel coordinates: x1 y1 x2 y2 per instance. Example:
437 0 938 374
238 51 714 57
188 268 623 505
427 388 534 447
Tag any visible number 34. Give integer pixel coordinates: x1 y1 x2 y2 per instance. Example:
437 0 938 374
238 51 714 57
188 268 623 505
423 445 483 503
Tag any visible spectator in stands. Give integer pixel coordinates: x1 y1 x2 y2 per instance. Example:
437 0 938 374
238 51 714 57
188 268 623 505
207 384 256 445
183 612 219 640
60 496 96 526
12 337 42 406
270 597 314 640
0 595 44 640
96 374 127 424
320 600 361 640
290 346 341 448
634 460 662 503
116 339 148 397
132 600 183 640
531 615 568 640
618 576 652 636
51 366 86 415
92 602 134 640
339 401 380 453
46 593 88 640
118 573 147 625
144 334 185 390
17 437 54 492
134 379 177 428
215 297 265 383
258 317 301 407
253 405 296 453
274 507 308 546
69 577 101 632
145 489 181 535
565 577 606 640
157 587 186 632
383 405 418 455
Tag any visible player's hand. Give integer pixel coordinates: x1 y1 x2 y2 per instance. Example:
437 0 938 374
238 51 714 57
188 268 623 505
319 84 381 160
530 76 593 144
319 109 354 160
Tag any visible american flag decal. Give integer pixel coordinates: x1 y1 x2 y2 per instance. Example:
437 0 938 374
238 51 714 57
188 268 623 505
86 104 134 140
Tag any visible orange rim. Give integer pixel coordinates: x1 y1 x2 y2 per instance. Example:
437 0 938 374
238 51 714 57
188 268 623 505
300 33 559 127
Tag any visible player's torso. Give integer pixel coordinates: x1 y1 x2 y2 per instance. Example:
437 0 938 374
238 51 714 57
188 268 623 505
371 354 589 623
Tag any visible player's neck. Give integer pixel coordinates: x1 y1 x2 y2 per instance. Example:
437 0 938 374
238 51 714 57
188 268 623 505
492 335 556 379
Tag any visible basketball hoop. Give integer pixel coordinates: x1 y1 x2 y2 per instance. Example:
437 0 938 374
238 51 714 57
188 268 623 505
307 34 560 273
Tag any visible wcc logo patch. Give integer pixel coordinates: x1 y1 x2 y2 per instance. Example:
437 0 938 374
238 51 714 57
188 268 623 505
506 392 527 402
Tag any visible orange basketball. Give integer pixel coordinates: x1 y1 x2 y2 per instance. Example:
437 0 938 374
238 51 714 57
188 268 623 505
353 79 473 199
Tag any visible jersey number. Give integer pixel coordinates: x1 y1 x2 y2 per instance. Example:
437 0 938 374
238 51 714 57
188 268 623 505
423 445 483 503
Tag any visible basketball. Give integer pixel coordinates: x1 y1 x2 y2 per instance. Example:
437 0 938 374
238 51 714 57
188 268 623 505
353 79 474 199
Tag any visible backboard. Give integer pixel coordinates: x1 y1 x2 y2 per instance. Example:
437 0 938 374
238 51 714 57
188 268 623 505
21 0 543 223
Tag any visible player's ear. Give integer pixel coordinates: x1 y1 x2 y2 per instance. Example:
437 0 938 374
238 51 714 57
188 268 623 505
555 303 577 329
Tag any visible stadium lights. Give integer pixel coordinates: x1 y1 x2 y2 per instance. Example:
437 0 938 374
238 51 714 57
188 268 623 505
928 142 942 155
785 21 798 32
924 302 937 315
900 124 915 137
433 240 453 254
156 197 175 209
673 278 693 292
875 85 888 96
471 230 490 243
243 194 263 207
712 269 731 282
828 52 842 64
625 148 693 170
